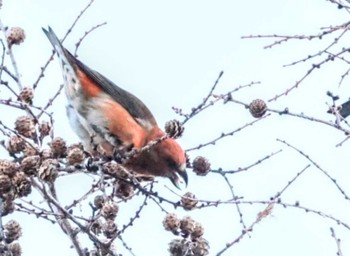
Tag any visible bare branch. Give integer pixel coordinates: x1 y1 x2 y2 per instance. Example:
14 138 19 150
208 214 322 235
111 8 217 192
186 114 270 152
0 18 23 90
74 22 107 57
277 139 350 201
330 227 343 256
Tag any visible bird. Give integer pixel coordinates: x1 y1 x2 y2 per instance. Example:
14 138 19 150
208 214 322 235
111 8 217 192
326 91 350 121
42 27 187 188
327 100 350 119
337 100 350 119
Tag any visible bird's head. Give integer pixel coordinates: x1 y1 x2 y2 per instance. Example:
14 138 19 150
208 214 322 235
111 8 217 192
151 138 188 189
123 129 188 188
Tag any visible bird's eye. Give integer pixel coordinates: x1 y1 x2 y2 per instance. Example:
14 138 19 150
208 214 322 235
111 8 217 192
165 158 177 169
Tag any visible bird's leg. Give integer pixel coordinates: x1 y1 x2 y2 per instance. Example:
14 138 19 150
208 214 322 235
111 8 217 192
83 142 108 194
83 135 104 172
84 134 106 171
90 134 99 153
84 150 100 172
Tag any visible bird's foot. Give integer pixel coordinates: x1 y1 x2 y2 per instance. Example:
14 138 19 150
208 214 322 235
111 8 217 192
85 155 100 172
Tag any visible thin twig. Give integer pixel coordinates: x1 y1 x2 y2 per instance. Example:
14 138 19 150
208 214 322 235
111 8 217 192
241 20 350 50
49 182 85 256
185 114 270 152
277 139 350 201
117 195 148 235
226 96 350 135
216 203 274 256
31 178 114 255
74 22 107 57
173 81 260 122
0 18 23 90
63 0 96 41
181 71 223 125
33 0 97 89
212 149 283 174
0 80 18 97
36 84 64 119
0 40 5 81
272 164 310 199
118 235 136 256
330 227 343 256
220 172 247 230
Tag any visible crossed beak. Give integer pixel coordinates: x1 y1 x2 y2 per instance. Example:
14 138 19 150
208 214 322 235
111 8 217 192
171 164 188 189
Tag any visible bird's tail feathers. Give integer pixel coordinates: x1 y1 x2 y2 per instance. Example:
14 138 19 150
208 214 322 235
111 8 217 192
43 26 80 96
42 27 66 59
42 27 74 72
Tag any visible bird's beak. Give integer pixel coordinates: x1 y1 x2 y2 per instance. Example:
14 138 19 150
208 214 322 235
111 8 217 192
171 164 188 189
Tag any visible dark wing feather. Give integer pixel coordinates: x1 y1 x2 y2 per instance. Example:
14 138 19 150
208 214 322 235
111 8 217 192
340 100 350 118
65 51 158 128
43 26 157 128
43 27 74 71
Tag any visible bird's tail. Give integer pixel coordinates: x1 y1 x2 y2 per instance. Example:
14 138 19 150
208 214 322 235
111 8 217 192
42 27 69 64
42 26 79 98
42 26 77 74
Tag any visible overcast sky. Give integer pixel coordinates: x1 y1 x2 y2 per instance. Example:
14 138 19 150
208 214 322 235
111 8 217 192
1 0 350 255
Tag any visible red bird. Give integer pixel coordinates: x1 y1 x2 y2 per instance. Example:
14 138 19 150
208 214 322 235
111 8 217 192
43 27 187 188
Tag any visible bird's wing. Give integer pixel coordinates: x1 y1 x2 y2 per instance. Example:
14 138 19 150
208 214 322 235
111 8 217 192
340 100 350 118
68 51 158 129
43 26 158 131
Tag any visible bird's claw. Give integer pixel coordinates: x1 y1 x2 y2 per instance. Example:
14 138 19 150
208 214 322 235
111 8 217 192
85 156 99 172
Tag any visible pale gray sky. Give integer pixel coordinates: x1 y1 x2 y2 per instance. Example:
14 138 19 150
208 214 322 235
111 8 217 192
1 0 350 255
